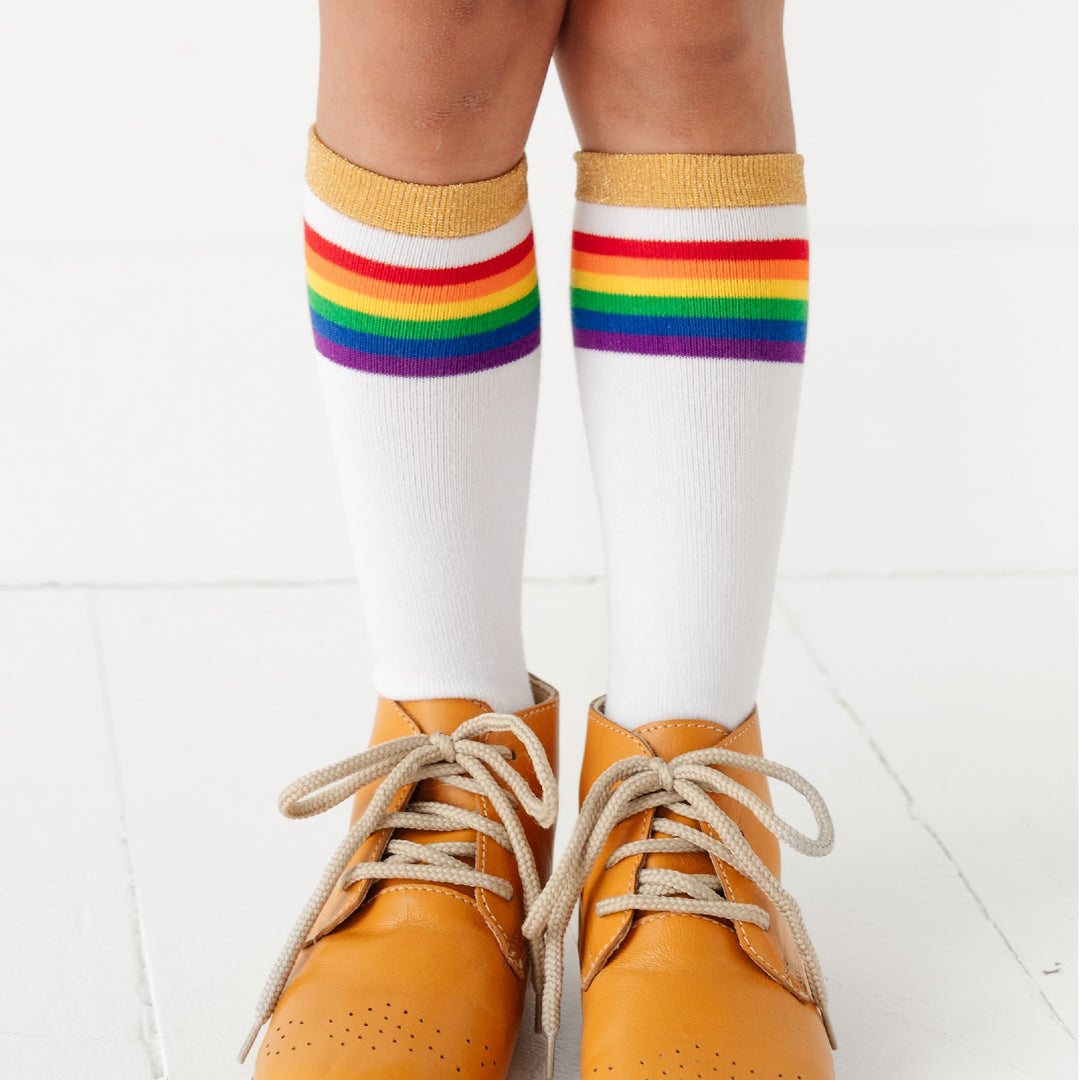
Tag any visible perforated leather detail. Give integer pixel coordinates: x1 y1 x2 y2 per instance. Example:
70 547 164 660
584 1047 812 1080
258 1001 503 1076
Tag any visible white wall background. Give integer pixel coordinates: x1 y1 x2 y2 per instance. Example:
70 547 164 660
0 1 1074 585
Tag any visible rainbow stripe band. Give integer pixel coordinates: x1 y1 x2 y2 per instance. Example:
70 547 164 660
570 232 808 363
305 222 541 377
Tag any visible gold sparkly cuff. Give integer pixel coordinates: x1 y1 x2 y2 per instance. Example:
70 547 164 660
306 126 529 237
574 150 805 208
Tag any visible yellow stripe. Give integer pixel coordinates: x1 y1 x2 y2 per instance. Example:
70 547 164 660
574 151 806 208
306 126 528 237
308 264 539 320
571 268 809 301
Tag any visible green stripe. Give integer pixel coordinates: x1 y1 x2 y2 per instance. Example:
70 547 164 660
571 288 807 322
309 285 540 340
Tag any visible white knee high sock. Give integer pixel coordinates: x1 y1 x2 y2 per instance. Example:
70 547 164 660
305 128 539 712
570 152 810 729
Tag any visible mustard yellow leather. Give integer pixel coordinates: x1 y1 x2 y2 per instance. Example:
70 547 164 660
577 697 834 1080
252 673 558 1079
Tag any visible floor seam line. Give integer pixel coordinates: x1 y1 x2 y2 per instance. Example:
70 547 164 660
87 591 171 1080
0 568 1073 592
775 594 1076 1041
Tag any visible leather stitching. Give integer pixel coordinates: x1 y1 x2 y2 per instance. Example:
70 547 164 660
724 716 757 751
376 883 483 912
524 700 558 724
720 715 811 998
309 780 414 943
712 858 802 995
591 712 652 753
634 910 732 930
580 712 651 983
704 714 811 1001
598 908 813 1001
581 807 651 983
473 720 547 977
475 788 526 974
386 698 423 733
637 720 729 735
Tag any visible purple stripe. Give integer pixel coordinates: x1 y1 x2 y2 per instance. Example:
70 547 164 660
573 328 805 363
315 327 540 377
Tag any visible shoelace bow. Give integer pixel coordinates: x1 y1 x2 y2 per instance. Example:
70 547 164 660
522 747 837 1077
238 712 558 1063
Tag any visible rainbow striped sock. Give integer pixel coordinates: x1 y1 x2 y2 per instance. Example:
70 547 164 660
303 128 539 713
571 151 810 730
570 154 809 364
305 133 541 379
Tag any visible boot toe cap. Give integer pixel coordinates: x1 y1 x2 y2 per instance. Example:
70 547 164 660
253 888 525 1079
580 915 834 1080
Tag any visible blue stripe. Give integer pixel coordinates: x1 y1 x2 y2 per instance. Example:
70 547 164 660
311 304 541 359
570 309 806 343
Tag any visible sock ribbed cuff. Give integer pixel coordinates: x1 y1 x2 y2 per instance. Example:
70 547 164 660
570 151 809 365
574 150 805 209
306 126 529 237
302 127 540 378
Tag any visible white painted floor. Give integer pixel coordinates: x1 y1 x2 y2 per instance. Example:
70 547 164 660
1 574 1074 1079
1 2 1075 1078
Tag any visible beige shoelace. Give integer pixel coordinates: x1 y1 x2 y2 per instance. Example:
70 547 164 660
238 712 558 1063
522 747 837 1077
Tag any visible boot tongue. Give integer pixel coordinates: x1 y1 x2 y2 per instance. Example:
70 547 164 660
629 717 734 888
634 716 732 760
396 696 494 735
386 696 498 875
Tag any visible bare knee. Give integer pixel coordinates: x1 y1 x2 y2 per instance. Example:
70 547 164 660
317 0 564 182
572 0 779 85
393 80 493 134
555 0 793 154
442 0 498 25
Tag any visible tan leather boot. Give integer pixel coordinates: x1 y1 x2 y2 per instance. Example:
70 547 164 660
240 673 559 1079
525 695 836 1080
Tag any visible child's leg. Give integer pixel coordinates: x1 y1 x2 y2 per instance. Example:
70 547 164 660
311 0 565 713
556 0 805 729
528 11 837 1075
241 7 570 1074
555 0 794 155
317 0 564 183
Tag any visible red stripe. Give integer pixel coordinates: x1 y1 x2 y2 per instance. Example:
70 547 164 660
304 224 535 286
572 232 808 262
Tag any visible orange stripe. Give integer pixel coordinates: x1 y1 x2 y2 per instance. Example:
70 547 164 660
570 250 808 281
304 244 535 305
